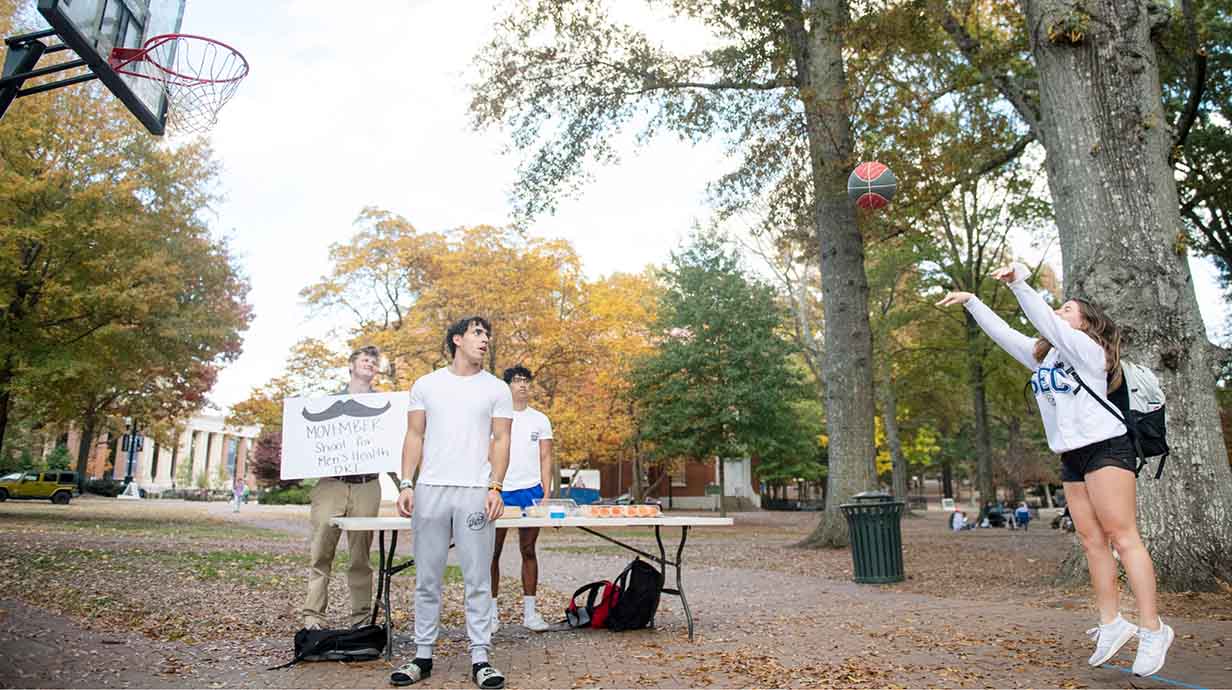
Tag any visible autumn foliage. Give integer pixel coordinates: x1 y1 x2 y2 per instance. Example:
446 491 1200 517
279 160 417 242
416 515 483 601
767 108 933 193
239 212 661 480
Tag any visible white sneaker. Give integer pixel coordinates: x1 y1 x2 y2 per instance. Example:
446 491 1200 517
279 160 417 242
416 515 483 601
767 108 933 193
1086 615 1138 666
1132 620 1175 677
523 612 550 632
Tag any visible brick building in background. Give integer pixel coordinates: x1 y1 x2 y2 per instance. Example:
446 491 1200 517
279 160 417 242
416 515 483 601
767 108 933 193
594 456 762 510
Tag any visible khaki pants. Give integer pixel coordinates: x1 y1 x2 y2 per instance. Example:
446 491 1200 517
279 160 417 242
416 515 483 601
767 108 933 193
302 477 381 627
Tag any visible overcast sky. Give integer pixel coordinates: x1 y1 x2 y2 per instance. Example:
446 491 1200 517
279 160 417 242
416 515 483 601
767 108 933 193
123 1 1230 410
169 0 732 409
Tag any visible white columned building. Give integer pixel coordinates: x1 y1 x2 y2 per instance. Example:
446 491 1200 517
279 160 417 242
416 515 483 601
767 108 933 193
123 413 260 493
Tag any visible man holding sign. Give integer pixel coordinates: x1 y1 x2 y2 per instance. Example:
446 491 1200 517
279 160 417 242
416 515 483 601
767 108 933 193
301 345 388 630
390 317 513 690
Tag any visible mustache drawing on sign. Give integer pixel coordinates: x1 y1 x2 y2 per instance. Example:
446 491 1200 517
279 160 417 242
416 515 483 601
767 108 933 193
301 398 392 422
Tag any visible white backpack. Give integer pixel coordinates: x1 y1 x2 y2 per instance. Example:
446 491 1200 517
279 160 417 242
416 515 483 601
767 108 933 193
1122 361 1165 415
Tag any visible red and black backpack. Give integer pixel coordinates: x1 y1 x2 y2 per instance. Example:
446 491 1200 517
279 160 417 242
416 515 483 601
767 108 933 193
565 579 620 629
564 558 663 631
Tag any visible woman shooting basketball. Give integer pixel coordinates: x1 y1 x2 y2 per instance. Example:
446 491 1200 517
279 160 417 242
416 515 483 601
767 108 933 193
937 263 1173 677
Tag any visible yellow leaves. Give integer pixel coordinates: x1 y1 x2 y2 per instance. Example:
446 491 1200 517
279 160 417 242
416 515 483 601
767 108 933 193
1173 229 1189 256
546 272 659 467
1046 7 1090 46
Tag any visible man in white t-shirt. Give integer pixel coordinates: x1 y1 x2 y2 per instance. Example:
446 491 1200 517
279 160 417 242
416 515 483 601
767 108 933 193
489 365 554 633
390 317 513 690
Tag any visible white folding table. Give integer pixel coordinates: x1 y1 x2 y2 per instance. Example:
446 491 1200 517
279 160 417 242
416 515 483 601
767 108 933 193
332 515 734 658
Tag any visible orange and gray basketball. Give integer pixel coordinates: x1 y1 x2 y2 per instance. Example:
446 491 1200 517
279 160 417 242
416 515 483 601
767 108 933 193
847 161 897 210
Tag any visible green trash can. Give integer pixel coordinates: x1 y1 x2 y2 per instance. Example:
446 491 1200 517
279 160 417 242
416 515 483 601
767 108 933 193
840 490 905 584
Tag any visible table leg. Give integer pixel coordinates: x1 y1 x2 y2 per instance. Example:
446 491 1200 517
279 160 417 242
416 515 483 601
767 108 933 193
675 526 692 640
384 530 398 661
653 526 694 640
654 525 667 567
372 530 386 627
653 526 667 630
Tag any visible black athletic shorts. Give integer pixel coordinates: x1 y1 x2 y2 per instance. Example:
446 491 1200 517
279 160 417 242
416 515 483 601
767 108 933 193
1060 434 1137 482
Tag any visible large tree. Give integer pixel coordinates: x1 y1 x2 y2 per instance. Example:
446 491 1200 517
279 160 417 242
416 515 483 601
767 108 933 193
630 232 809 517
0 81 250 466
936 0 1232 589
471 0 882 544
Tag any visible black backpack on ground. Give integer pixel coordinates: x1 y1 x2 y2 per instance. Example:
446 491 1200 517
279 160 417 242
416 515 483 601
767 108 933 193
605 558 663 632
270 624 386 669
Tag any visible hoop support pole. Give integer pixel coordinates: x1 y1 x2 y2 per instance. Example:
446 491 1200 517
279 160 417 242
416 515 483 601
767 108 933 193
0 31 97 121
4 29 56 47
0 35 45 120
17 72 98 97
0 57 88 89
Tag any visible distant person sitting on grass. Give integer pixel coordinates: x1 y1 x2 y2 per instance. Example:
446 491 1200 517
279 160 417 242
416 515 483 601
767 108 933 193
950 510 970 531
1014 502 1031 530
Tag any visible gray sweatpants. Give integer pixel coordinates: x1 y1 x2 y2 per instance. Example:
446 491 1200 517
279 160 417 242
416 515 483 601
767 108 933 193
412 484 495 663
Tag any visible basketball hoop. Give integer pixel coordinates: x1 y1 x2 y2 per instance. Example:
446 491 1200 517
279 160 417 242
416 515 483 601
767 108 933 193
110 34 249 134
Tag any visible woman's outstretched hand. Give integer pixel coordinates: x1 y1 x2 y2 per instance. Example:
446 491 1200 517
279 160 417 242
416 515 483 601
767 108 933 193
936 291 974 307
991 263 1026 284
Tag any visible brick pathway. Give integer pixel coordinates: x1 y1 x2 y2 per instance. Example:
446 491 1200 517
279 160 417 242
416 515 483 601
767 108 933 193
2 506 1230 689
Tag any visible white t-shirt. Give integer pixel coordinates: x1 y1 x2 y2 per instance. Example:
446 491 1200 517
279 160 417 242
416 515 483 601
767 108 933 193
963 263 1125 454
408 367 514 487
950 512 967 531
504 407 554 491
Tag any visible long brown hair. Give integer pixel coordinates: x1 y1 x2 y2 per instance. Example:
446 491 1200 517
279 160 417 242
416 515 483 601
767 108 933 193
1032 298 1123 391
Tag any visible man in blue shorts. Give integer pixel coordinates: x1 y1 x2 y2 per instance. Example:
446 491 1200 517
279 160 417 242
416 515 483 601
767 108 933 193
489 365 554 632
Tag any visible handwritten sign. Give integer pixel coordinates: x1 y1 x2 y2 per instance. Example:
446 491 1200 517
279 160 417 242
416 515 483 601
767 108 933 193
280 392 407 480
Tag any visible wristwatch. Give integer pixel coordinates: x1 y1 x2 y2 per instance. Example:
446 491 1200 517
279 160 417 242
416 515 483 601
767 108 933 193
399 479 414 492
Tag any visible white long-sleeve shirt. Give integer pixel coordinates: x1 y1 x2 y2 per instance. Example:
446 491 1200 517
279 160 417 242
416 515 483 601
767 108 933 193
963 264 1125 454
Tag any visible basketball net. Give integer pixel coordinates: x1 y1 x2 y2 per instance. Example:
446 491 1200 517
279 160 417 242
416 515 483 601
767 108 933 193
111 34 250 135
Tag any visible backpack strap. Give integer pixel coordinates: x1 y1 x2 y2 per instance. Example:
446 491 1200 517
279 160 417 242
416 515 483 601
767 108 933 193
1153 452 1167 479
268 656 303 671
268 629 317 670
566 581 609 627
613 559 638 593
1064 365 1150 477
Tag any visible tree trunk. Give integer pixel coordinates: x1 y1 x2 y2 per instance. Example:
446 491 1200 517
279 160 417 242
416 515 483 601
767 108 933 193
74 416 97 490
0 355 18 460
0 387 10 462
1021 0 1232 589
942 462 954 499
717 456 727 518
1004 416 1025 502
793 0 877 548
964 314 997 507
631 452 644 503
880 365 912 509
169 431 180 491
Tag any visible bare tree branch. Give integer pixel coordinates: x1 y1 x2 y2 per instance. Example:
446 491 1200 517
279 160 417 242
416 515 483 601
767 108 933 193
932 3 1043 142
1172 0 1208 156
